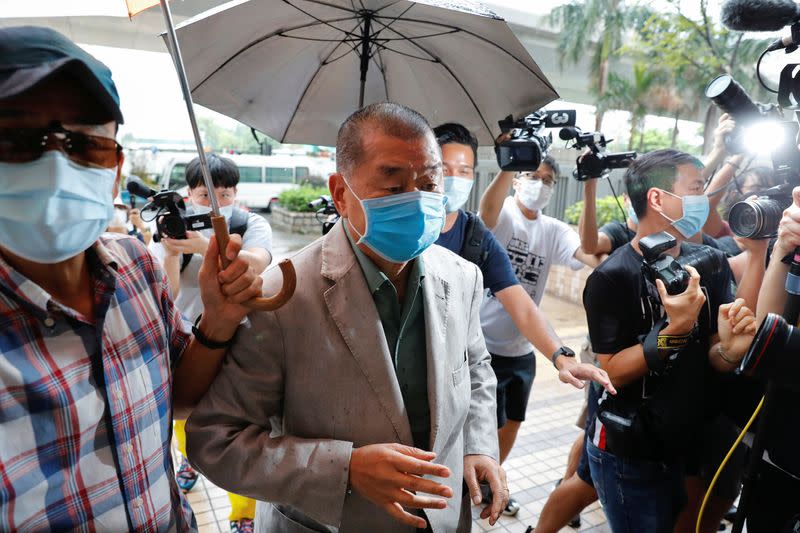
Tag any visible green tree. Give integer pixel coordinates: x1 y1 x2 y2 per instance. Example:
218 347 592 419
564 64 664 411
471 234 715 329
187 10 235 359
549 0 651 130
629 0 771 151
637 128 701 155
597 63 663 150
198 117 279 154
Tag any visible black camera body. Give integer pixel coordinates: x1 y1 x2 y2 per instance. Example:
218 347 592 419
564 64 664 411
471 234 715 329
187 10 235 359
559 126 637 181
640 232 726 295
495 109 576 171
729 183 794 239
127 181 212 242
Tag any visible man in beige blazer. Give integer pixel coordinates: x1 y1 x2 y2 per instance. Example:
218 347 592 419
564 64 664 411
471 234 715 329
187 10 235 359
185 102 507 532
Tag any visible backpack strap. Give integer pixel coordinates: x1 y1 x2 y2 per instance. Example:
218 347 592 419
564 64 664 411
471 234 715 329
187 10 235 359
459 211 489 268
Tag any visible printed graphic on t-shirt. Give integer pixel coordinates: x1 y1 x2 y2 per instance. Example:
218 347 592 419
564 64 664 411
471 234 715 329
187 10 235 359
506 236 547 295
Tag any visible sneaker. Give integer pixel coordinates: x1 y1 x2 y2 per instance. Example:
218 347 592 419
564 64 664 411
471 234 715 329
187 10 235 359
175 457 198 493
554 478 581 528
503 497 520 517
230 519 254 533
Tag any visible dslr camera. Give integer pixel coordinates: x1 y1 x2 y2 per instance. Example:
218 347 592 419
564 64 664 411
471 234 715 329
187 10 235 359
127 181 212 242
640 231 726 295
559 126 637 181
495 109 576 171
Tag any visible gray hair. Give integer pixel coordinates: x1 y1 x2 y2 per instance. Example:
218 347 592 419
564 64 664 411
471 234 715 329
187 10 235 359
335 102 434 175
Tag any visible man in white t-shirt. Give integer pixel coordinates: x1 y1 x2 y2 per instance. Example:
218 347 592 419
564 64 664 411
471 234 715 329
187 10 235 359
478 155 598 514
149 153 272 533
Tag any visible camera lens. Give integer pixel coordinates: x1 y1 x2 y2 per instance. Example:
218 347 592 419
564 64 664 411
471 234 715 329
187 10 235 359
741 313 800 382
162 214 186 238
677 246 726 282
705 75 760 120
729 197 784 239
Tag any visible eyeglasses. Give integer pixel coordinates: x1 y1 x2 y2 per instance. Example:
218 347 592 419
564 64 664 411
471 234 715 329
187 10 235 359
0 123 122 169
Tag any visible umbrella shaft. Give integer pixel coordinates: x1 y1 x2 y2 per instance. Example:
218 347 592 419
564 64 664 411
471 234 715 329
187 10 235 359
358 14 372 108
159 0 221 215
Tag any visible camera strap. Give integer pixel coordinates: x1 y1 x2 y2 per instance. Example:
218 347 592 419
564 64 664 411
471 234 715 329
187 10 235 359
640 316 669 373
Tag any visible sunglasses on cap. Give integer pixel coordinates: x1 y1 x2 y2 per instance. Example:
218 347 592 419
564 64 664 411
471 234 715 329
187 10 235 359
0 122 122 169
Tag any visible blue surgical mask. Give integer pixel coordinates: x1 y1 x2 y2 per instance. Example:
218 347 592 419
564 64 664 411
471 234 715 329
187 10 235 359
627 202 639 225
444 176 474 213
347 181 446 263
0 151 116 263
659 190 709 238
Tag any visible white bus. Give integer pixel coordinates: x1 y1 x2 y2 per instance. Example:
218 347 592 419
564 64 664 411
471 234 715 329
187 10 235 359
158 153 334 211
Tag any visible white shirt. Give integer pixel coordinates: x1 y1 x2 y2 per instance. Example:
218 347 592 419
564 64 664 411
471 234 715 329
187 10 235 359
149 211 273 323
480 196 584 357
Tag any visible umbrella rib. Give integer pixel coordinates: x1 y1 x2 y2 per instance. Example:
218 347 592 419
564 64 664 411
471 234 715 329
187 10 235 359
374 47 390 100
282 0 361 38
373 14 557 94
290 0 357 14
370 17 493 139
369 29 460 42
190 15 359 92
370 42 437 62
281 18 365 142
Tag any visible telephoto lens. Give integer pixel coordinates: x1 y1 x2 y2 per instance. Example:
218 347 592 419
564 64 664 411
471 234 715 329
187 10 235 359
729 197 787 238
740 313 800 383
676 246 727 284
705 74 761 120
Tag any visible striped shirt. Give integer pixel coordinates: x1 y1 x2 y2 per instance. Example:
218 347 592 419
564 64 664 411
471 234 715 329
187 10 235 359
0 234 196 532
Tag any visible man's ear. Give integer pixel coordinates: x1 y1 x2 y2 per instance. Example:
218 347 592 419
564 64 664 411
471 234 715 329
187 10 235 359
329 173 348 217
647 188 664 214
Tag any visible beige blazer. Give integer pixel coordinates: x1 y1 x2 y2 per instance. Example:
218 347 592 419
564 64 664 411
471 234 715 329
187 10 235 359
185 221 498 533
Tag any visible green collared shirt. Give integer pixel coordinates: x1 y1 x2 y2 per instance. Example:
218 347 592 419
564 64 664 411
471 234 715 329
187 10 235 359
345 223 431 449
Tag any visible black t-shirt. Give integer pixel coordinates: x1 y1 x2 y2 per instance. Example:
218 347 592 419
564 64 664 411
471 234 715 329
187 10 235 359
584 241 734 458
599 221 727 255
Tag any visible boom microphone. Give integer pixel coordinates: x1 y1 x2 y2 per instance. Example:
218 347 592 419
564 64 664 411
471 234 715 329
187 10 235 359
721 0 800 32
127 179 157 200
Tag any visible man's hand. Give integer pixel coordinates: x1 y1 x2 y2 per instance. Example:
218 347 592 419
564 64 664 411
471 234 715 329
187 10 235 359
198 234 262 333
734 235 769 257
464 454 507 526
349 443 452 529
655 265 706 335
712 113 736 153
718 298 757 361
129 208 147 232
161 231 210 256
775 187 800 257
556 357 617 395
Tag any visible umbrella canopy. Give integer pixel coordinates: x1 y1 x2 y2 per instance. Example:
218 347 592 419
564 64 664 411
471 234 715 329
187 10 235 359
173 0 558 146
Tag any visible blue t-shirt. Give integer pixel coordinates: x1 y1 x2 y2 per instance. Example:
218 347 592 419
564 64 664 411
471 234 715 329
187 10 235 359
435 210 520 295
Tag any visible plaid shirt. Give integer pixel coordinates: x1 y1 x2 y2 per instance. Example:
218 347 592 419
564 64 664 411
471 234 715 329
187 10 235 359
0 234 196 532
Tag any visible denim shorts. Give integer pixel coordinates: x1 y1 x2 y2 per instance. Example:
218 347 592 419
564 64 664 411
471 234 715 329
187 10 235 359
587 441 686 533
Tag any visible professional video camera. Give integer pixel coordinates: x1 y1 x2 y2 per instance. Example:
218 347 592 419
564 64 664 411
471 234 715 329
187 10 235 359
559 126 637 181
308 195 340 236
127 180 212 242
495 109 576 171
639 231 726 295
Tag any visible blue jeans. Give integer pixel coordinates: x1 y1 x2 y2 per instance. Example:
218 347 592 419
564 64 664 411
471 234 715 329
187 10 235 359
586 441 686 533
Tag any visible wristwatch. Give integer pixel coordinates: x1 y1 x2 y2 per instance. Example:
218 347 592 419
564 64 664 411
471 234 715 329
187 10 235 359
551 346 576 367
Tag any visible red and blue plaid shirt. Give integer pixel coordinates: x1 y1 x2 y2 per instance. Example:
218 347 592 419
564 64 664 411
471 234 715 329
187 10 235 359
0 234 196 532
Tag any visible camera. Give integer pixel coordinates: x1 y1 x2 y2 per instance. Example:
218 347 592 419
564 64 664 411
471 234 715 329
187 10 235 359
308 195 340 236
705 74 783 154
127 181 212 242
728 183 794 239
559 126 637 181
495 109 576 171
740 313 800 385
640 231 726 295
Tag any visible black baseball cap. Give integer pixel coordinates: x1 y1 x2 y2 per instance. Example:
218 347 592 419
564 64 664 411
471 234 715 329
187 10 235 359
0 26 124 124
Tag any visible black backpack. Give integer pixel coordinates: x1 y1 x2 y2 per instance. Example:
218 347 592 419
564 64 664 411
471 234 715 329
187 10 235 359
459 211 490 269
181 207 249 272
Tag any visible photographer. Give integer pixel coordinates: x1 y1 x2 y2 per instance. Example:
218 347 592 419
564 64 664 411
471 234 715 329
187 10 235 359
745 186 800 532
149 154 272 533
583 149 757 532
107 195 152 244
432 123 615 516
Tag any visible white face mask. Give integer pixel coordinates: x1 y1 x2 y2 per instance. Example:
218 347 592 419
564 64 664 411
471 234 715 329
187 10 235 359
516 179 553 212
192 203 234 221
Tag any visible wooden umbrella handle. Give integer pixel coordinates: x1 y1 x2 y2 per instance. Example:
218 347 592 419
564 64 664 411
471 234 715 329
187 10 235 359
211 215 296 311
